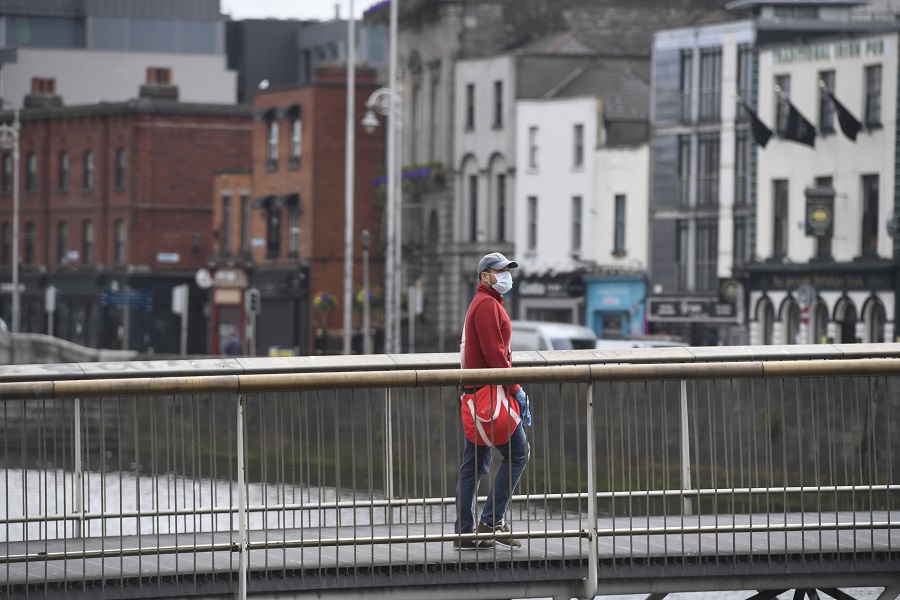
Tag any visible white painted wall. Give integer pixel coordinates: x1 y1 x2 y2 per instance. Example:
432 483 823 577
516 96 597 273
1 48 237 107
756 33 898 263
595 143 649 271
454 55 516 244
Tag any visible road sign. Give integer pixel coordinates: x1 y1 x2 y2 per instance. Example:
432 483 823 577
0 282 25 293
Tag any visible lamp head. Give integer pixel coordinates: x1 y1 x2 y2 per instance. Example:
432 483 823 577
361 110 380 134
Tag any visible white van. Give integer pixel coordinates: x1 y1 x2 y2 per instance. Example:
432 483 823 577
510 320 598 351
595 337 690 349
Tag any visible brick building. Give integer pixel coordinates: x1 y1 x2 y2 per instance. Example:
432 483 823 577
239 66 386 355
0 75 252 353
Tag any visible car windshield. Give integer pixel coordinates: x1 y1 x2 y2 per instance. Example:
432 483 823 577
550 337 596 350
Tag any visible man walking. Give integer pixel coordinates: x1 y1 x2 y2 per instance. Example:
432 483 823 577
454 252 530 549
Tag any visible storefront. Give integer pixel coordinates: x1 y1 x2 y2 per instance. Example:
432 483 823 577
646 285 738 346
584 275 647 340
514 271 586 324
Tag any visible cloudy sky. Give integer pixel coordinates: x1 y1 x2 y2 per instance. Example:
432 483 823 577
219 0 372 21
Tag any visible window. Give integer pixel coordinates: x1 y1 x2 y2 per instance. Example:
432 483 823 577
465 84 475 130
114 219 126 265
240 193 251 252
288 203 300 257
83 150 94 190
773 179 789 258
528 126 539 169
697 133 719 207
613 194 626 254
775 75 790 136
289 117 301 167
677 135 691 206
861 174 879 256
57 151 70 192
571 196 582 254
814 176 833 259
221 194 232 254
696 218 718 291
115 148 126 189
774 6 817 18
493 80 503 128
864 64 882 128
698 47 722 121
25 152 36 193
676 220 689 290
82 220 93 265
496 173 506 242
527 196 538 250
412 83 422 162
57 220 68 265
0 223 8 265
679 49 693 121
736 44 753 112
1 155 10 194
818 70 835 134
735 130 749 207
468 174 478 242
573 124 584 168
429 74 440 161
24 221 34 265
267 119 279 170
733 216 747 265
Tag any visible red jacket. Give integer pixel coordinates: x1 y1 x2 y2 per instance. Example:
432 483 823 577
462 285 521 396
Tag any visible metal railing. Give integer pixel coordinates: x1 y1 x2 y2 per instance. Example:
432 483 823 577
1 345 900 600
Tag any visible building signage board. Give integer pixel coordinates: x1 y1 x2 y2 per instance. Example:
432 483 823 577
648 297 736 323
805 187 834 237
517 276 585 298
747 270 893 291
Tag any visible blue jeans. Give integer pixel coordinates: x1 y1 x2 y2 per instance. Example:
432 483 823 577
454 422 529 533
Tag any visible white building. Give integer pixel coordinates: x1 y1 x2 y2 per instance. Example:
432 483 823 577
748 30 900 344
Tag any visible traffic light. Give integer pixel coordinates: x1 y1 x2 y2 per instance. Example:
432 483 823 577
245 288 261 315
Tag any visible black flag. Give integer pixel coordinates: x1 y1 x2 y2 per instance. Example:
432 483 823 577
827 91 863 141
782 101 816 147
738 100 773 148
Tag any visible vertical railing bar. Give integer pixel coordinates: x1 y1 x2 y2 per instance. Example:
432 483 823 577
730 378 738 558
74 397 83 540
885 374 894 555
795 377 805 559
542 381 550 571
384 388 394 527
825 376 839 558
814 378 823 563
584 380 597 600
679 379 692 517
607 380 616 570
366 387 376 575
3 401 9 588
297 391 307 579
100 397 108 587
116 394 124 589
779 377 789 559
227 391 235 576
260 391 269 581
279 391 287 580
577 382 585 569
657 380 667 564
707 379 719 566
237 393 248 600
192 393 200 590
625 380 634 569
133 394 142 593
559 381 567 567
153 394 162 591
39 397 48 590
642 381 651 558
349 388 358 581
867 375 877 562
333 389 342 571
209 393 218 586
850 375 860 559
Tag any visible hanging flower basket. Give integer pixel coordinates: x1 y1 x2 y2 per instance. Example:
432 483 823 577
313 290 337 313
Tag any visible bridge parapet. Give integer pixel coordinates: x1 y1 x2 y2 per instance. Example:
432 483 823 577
1 345 899 600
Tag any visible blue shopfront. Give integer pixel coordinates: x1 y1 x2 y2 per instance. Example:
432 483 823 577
584 276 647 340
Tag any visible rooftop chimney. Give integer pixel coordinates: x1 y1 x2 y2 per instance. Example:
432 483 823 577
24 77 63 108
139 67 178 102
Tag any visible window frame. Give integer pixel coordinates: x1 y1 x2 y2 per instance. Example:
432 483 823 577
115 147 126 190
818 70 836 134
773 179 789 259
573 124 584 168
613 194 626 255
83 150 94 191
59 151 70 192
864 64 882 128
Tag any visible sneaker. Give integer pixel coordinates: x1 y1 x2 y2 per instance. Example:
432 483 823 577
452 535 494 550
476 521 522 548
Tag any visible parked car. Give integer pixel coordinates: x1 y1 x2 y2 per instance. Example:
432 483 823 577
510 320 598 351
595 337 689 349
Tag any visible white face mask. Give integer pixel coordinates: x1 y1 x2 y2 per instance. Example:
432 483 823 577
491 271 513 294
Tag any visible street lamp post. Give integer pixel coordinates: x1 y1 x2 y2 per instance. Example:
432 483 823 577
361 229 372 354
0 109 21 333
362 77 402 354
361 0 401 355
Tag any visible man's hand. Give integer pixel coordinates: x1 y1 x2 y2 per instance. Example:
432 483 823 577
513 389 532 426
